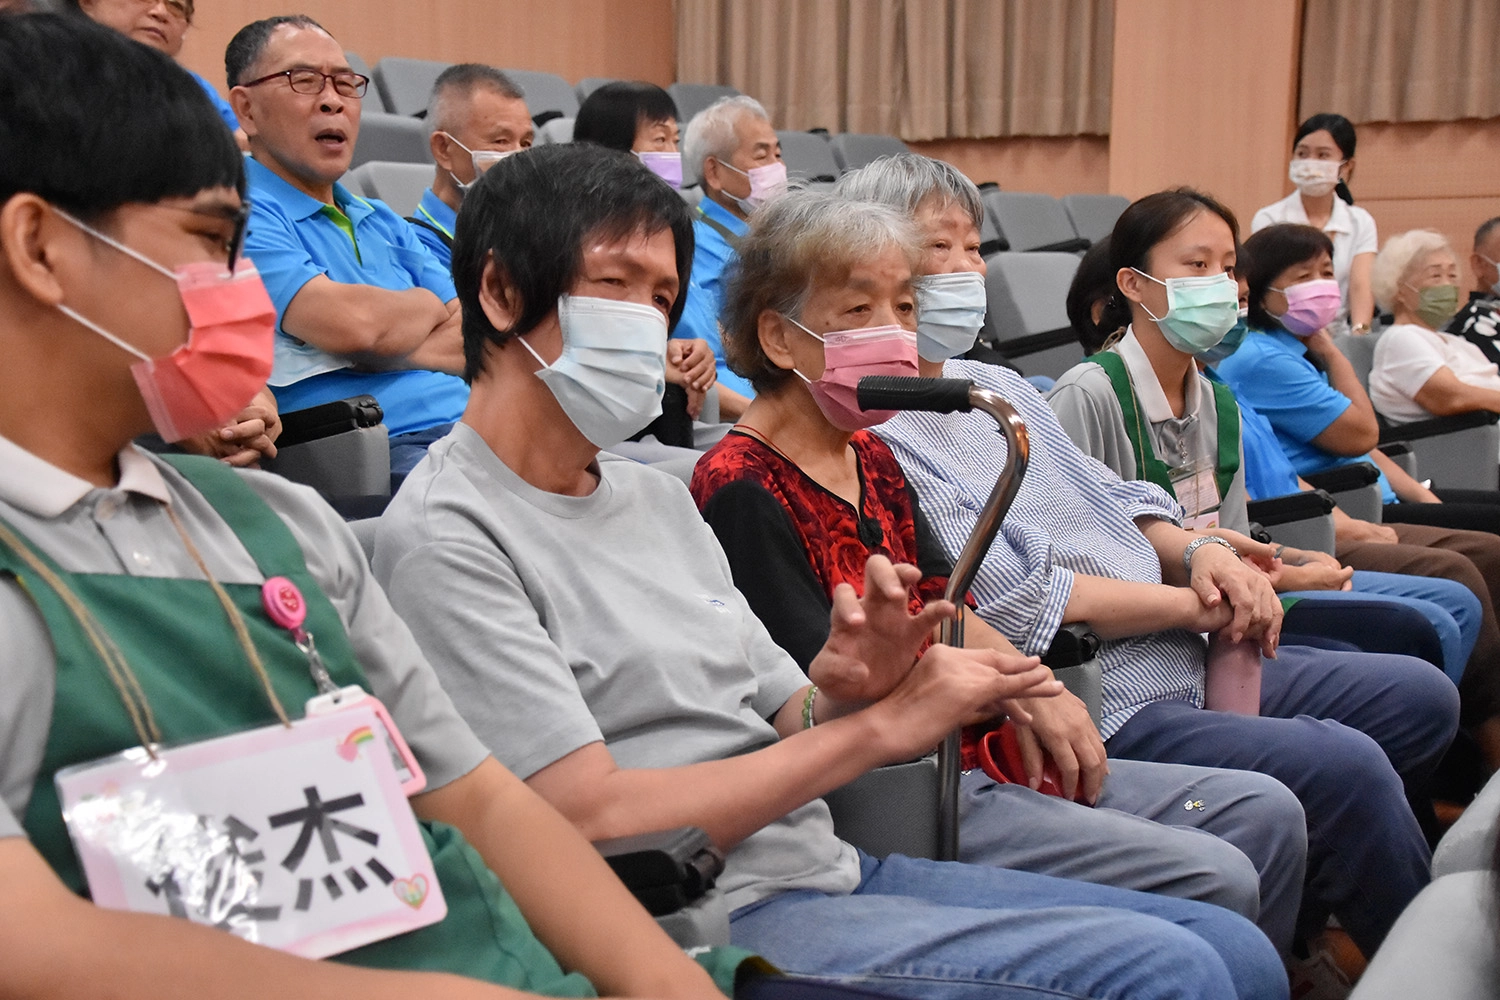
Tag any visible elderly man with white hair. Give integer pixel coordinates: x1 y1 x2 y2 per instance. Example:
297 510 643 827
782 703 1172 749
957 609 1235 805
676 95 787 417
1370 228 1500 426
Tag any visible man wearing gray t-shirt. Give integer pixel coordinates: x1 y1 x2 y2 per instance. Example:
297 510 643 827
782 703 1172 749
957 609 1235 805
374 142 1289 999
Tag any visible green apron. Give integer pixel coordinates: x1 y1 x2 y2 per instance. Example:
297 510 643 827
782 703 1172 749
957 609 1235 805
2 454 748 994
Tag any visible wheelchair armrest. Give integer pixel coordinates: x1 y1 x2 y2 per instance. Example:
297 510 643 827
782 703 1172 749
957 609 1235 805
594 827 724 917
1378 409 1499 445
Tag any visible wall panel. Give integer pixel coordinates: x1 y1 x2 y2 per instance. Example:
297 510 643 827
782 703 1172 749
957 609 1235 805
908 136 1110 196
178 0 674 92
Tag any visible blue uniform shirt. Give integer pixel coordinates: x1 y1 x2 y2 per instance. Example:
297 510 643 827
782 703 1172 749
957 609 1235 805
407 187 457 272
242 157 467 436
188 70 239 132
1215 327 1395 502
675 197 755 398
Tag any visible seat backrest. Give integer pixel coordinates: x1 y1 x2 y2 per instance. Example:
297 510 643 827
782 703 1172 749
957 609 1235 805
349 111 432 169
347 161 433 218
503 69 580 120
535 116 575 145
668 82 741 123
344 51 383 112
1060 193 1129 244
776 130 841 183
982 251 1080 341
575 76 619 102
982 191 1081 253
1334 329 1382 391
827 132 909 171
677 185 705 209
372 56 449 117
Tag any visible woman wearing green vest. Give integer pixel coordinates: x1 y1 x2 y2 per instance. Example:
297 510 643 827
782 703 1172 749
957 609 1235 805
0 15 755 1000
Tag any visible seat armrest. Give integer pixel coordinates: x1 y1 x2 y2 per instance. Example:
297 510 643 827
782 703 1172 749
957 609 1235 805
1378 409 1499 445
1043 624 1103 726
277 394 384 446
1246 489 1335 526
594 827 724 916
824 758 940 860
1302 462 1380 493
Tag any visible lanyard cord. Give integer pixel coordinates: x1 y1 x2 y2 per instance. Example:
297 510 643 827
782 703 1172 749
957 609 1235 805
0 520 163 754
164 506 291 728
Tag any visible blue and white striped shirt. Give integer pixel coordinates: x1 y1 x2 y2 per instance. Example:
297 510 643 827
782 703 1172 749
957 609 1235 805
877 359 1207 739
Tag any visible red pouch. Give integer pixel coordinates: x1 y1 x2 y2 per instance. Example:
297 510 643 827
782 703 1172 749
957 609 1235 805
976 721 1089 804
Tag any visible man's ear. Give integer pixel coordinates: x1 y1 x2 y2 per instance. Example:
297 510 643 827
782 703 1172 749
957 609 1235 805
757 309 796 371
430 130 456 174
0 195 71 308
700 156 722 196
229 86 258 139
477 251 522 333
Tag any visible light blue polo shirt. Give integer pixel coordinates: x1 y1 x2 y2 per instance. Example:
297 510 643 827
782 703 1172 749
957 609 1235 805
188 69 239 132
675 196 755 398
243 157 468 437
1215 326 1396 502
407 187 456 272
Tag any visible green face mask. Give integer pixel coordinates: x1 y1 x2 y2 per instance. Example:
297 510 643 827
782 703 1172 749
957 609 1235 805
1407 282 1461 329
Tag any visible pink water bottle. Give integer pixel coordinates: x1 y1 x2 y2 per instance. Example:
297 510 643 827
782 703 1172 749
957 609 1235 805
1204 631 1261 715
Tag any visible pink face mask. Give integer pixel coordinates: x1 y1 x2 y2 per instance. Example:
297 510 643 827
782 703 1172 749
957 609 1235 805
785 317 919 431
1271 277 1342 336
53 210 276 442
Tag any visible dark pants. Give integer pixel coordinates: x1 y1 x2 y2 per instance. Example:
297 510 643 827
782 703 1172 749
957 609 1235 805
1383 489 1500 535
1106 645 1458 955
389 422 457 493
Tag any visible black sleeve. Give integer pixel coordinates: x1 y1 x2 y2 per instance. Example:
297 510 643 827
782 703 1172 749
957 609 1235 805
700 479 832 673
906 480 955 579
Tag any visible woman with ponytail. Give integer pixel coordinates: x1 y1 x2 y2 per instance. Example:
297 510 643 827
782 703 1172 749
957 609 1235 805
1252 113 1378 335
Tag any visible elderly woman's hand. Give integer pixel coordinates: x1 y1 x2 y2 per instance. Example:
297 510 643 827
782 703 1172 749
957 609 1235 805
807 554 957 708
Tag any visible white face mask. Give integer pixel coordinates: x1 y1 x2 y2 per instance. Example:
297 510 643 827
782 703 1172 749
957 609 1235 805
913 271 987 362
516 295 668 449
441 132 519 192
1288 158 1342 197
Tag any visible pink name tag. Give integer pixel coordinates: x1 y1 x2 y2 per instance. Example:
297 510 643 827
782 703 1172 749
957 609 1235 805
56 705 445 958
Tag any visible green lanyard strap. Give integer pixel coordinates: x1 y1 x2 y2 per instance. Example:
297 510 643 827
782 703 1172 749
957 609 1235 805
1090 350 1240 505
695 205 742 250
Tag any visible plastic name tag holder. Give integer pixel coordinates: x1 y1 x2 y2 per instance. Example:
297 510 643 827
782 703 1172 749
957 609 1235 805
1172 461 1223 531
56 703 445 958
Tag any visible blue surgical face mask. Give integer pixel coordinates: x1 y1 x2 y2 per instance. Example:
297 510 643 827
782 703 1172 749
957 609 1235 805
1131 269 1240 354
1197 307 1249 367
913 271 987 362
516 295 668 449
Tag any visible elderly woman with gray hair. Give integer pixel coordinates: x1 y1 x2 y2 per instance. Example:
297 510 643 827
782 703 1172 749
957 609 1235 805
689 180 1311 956
1369 229 1500 425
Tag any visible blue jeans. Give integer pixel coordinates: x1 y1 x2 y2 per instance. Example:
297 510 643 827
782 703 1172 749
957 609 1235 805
389 422 456 492
1107 645 1459 955
1282 570 1480 683
729 852 1287 1000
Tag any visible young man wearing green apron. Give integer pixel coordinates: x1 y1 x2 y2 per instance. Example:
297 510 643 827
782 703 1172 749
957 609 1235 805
0 15 742 999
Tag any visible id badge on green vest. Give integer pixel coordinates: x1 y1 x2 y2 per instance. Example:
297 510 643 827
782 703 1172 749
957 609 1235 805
54 703 446 958
1171 459 1223 530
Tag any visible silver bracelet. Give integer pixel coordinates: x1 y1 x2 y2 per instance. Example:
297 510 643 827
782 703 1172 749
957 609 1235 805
1182 535 1237 574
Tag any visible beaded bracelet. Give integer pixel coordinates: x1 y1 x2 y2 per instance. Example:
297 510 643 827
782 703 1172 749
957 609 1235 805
802 685 819 729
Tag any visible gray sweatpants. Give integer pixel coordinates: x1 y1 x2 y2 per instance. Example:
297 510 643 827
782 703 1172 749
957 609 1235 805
959 757 1306 954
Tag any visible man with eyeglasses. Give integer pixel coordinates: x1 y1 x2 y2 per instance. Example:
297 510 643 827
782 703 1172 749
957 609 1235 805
70 0 249 150
227 15 468 488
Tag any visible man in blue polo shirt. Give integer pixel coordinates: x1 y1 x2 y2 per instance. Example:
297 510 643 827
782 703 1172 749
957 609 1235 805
227 14 466 479
407 64 533 269
677 95 786 419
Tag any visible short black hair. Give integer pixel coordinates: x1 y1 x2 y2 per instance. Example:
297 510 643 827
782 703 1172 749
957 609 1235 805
1475 216 1500 252
225 14 329 88
0 13 243 218
1242 224 1335 332
452 143 695 383
1066 236 1118 355
1295 113 1358 205
573 81 679 153
1098 188 1240 337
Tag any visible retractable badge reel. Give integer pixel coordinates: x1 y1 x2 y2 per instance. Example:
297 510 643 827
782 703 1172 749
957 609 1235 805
261 576 425 795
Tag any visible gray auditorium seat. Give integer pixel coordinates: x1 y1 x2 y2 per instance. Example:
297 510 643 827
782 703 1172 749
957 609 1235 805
343 51 382 111
668 82 740 123
827 132 909 171
1060 193 1129 244
575 76 618 102
372 56 449 117
347 161 432 218
349 111 431 169
980 251 1085 379
503 69 580 120
983 191 1089 253
535 116 575 145
776 130 841 182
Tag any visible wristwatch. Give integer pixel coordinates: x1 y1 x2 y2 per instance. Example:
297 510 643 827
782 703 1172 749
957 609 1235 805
1182 535 1237 574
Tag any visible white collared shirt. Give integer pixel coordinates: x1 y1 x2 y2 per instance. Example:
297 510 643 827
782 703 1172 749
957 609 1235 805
1251 191 1378 322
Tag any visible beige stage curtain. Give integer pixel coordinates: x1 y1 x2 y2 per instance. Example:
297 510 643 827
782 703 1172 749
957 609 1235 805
1300 0 1500 124
676 0 1114 140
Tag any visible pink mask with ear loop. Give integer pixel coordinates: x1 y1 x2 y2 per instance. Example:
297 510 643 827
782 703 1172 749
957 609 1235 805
784 317 919 431
52 209 276 442
1271 278 1342 336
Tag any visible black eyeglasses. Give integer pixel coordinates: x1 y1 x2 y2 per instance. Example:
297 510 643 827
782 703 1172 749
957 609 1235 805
240 68 369 99
161 201 251 273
